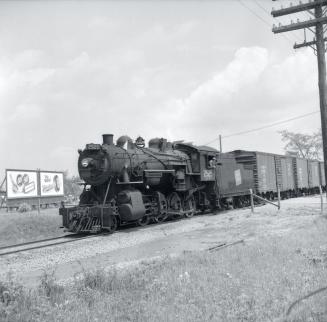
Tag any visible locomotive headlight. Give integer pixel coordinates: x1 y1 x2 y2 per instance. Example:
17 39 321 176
81 158 91 168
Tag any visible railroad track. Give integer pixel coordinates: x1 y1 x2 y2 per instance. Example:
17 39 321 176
0 234 109 257
0 203 267 257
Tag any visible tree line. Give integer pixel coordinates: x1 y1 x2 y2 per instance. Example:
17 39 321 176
280 129 322 160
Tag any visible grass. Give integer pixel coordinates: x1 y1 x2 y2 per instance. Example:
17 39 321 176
0 208 63 247
0 217 327 322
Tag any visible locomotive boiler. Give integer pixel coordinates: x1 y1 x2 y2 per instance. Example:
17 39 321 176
60 134 254 233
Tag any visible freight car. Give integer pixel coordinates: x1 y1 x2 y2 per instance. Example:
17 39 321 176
60 134 254 233
275 155 295 198
232 150 323 199
320 161 326 188
232 151 278 200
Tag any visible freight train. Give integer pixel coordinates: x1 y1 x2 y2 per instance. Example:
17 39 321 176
60 134 325 234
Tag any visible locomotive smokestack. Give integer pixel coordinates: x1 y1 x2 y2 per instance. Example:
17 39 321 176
102 134 114 145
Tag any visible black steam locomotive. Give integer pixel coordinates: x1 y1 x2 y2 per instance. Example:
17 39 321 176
60 134 254 233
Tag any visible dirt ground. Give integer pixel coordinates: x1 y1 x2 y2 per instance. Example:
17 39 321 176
0 195 326 290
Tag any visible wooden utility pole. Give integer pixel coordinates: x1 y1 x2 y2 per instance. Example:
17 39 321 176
219 134 222 154
272 0 327 186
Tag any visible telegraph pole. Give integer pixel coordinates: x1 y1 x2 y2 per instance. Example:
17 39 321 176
272 0 327 186
315 3 327 186
219 134 222 154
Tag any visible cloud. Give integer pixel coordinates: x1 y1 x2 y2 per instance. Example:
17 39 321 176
9 103 44 122
185 46 268 106
262 48 316 102
9 67 55 88
13 49 45 69
68 52 90 68
162 47 269 132
159 47 318 149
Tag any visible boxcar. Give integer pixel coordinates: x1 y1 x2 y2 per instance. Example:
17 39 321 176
274 155 295 198
308 160 320 192
232 150 277 199
319 161 326 188
216 153 254 197
293 158 309 192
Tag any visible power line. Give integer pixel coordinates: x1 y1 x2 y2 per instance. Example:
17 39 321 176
237 0 296 44
252 0 303 42
203 110 319 145
223 110 319 138
238 0 272 28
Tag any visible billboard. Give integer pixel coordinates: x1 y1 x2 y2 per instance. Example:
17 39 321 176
40 172 64 197
6 170 38 199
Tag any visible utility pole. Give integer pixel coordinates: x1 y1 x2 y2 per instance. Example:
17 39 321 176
219 134 222 154
272 0 327 186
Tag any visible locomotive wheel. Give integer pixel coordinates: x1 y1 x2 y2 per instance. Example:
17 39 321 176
137 215 150 227
184 195 196 218
167 192 182 219
153 198 168 223
106 216 118 233
153 213 168 223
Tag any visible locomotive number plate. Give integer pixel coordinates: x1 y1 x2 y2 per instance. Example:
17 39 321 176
86 143 101 150
202 169 215 181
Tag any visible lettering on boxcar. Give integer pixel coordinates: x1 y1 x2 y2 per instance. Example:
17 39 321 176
298 167 303 186
287 163 292 177
260 165 267 191
234 169 242 186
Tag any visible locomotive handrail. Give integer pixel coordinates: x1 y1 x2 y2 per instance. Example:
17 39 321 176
144 169 175 173
102 177 112 207
135 146 168 169
116 181 144 185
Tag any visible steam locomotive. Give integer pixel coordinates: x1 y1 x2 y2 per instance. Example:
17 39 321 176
60 134 326 234
60 134 253 233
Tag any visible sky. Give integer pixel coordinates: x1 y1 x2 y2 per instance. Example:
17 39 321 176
0 0 321 176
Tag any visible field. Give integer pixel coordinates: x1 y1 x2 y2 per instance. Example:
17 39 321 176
0 198 327 321
0 208 63 247
1 220 327 321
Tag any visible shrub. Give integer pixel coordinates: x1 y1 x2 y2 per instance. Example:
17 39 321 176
38 270 64 304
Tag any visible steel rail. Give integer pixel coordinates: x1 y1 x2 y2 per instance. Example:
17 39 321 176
0 235 77 251
0 233 110 257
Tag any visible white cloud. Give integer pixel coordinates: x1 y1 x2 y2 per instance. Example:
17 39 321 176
159 47 318 149
185 46 268 106
68 52 90 68
13 49 44 69
263 48 316 101
162 47 269 133
9 103 44 122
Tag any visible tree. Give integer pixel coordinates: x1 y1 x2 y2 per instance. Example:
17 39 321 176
63 171 83 199
279 130 322 160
